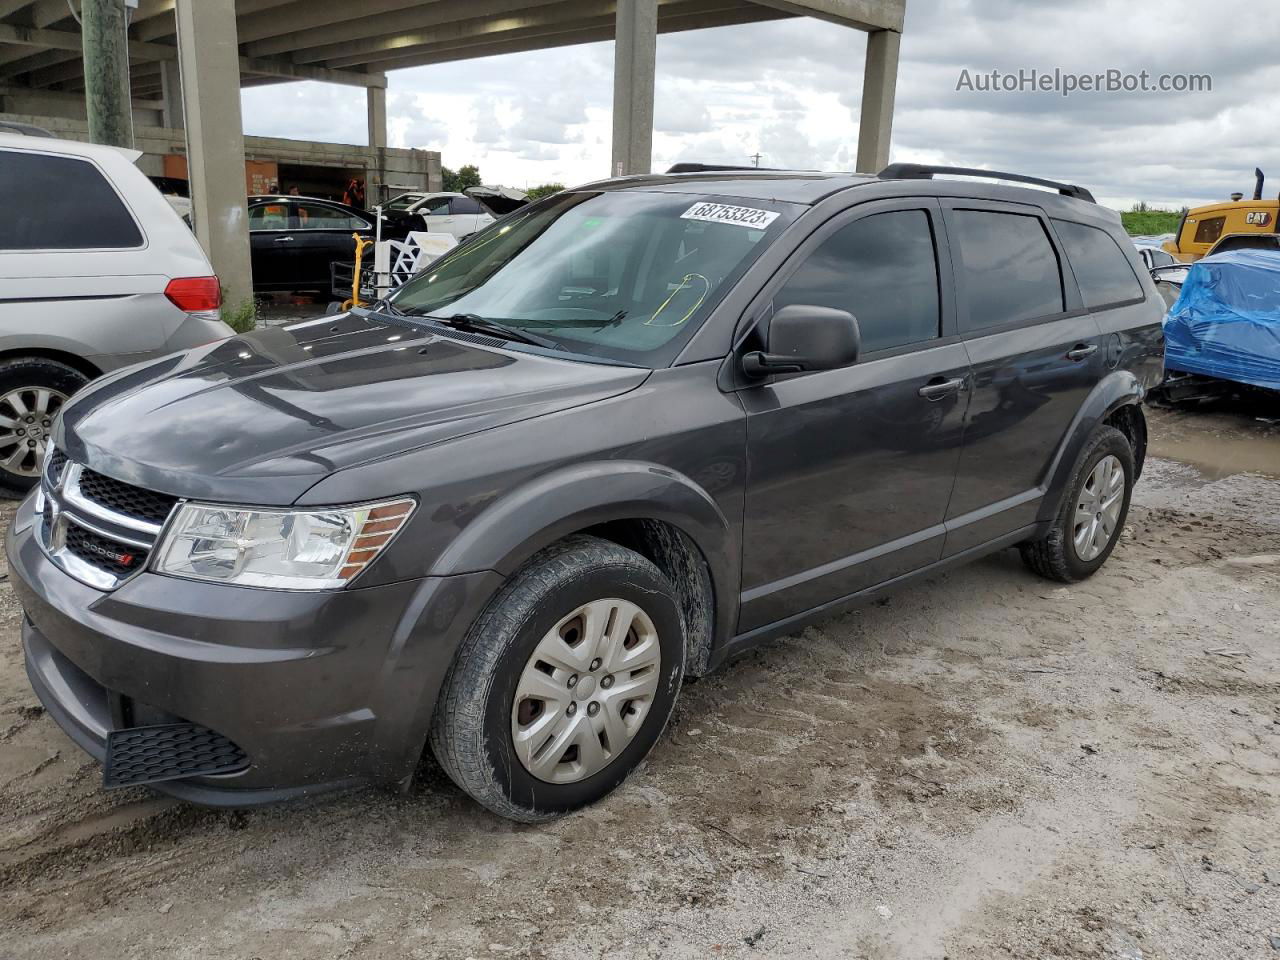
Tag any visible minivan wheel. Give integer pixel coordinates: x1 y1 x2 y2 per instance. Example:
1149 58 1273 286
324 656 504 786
1020 425 1135 583
430 535 685 822
0 358 87 498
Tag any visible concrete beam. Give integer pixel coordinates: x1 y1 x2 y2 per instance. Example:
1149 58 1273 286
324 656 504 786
855 27 898 173
174 0 253 309
237 55 388 87
0 1 37 18
748 0 902 31
31 0 74 28
353 4 787 71
238 0 431 51
611 0 655 177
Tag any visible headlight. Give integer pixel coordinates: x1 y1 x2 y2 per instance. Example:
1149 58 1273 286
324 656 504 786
153 498 415 590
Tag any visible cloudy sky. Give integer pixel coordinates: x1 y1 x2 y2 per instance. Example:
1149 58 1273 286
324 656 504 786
241 0 1279 211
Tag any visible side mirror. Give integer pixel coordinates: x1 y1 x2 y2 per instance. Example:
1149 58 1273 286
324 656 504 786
742 304 860 378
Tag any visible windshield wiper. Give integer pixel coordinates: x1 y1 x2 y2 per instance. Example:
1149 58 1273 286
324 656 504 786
427 313 562 350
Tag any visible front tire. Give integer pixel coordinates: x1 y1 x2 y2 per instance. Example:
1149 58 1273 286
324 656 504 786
1021 425 1134 583
430 536 685 822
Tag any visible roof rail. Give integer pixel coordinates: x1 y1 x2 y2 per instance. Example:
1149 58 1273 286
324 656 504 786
666 163 782 174
878 163 1096 203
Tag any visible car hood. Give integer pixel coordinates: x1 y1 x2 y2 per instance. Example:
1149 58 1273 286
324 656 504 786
58 311 649 505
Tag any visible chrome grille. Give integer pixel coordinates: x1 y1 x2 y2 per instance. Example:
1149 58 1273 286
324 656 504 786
35 450 180 590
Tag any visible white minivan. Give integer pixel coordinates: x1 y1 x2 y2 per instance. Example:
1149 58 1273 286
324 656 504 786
0 132 233 496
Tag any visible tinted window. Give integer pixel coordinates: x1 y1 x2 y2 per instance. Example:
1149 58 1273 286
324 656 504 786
423 197 452 215
249 203 291 230
773 210 940 353
1053 219 1144 308
295 203 367 230
0 151 142 250
1146 248 1175 268
450 196 483 215
951 209 1063 331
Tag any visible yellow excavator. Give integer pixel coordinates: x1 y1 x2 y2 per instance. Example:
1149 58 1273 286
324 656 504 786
1163 168 1280 262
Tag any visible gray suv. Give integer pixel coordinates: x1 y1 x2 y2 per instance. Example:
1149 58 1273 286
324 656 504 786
8 165 1164 821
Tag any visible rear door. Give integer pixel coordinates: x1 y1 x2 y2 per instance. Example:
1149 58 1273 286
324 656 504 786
449 195 490 234
419 196 458 235
737 199 972 631
941 201 1105 554
290 202 371 288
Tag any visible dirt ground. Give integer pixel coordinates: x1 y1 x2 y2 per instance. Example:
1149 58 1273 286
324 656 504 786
1 400 1278 960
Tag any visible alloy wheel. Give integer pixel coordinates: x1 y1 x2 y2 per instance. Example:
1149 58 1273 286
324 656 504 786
511 598 662 784
1073 453 1125 562
0 387 67 478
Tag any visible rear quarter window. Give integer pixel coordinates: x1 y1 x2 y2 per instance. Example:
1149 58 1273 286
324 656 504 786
1053 219 1144 308
0 151 143 251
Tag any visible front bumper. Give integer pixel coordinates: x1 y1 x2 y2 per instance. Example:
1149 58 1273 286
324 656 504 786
7 493 502 806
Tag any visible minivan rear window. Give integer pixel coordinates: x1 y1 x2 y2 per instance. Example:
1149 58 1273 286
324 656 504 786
1053 219 1144 308
0 151 143 251
951 209 1064 332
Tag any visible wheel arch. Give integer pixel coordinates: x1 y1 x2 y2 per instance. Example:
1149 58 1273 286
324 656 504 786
427 460 738 675
0 346 101 381
1038 370 1146 522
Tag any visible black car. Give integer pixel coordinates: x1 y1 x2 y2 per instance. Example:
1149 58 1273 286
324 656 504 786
10 164 1164 821
247 195 410 294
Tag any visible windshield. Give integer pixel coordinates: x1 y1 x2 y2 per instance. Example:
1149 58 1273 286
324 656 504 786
385 194 421 212
388 190 797 366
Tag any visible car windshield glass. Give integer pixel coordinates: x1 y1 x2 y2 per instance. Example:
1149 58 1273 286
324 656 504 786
386 194 419 212
389 190 797 366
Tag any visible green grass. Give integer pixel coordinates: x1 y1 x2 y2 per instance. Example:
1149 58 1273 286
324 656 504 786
221 297 257 334
1120 209 1184 237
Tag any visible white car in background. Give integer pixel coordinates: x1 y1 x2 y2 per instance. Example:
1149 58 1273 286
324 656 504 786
384 185 528 238
0 133 233 496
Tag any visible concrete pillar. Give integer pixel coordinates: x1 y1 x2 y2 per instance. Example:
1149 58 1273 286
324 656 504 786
610 0 656 177
855 29 901 174
160 59 184 130
82 0 134 149
175 0 253 310
366 83 387 202
367 84 387 150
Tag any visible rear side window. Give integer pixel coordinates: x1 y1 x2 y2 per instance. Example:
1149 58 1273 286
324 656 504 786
449 196 483 215
0 151 142 251
951 209 1064 332
773 209 941 354
1053 219 1144 308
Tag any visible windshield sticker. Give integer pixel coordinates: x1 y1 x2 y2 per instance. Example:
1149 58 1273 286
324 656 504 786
680 202 779 230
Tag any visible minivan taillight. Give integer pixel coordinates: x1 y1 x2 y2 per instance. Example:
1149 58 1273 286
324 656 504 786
164 276 222 318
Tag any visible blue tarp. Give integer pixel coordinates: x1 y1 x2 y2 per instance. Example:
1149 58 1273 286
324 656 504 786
1164 248 1280 391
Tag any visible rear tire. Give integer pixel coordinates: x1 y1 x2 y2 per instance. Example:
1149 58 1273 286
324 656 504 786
0 357 87 499
1021 425 1134 583
430 535 685 822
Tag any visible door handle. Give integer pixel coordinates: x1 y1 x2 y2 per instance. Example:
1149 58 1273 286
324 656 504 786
273 236 294 243
1066 343 1098 362
918 376 966 401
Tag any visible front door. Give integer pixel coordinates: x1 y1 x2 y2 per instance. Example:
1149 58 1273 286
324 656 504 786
248 201 298 290
939 201 1106 554
738 200 971 632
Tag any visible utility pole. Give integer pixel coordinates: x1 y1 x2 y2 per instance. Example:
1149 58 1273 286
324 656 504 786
82 0 135 149
750 152 762 168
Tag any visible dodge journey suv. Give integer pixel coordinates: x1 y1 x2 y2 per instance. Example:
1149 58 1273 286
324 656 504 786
8 164 1164 821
